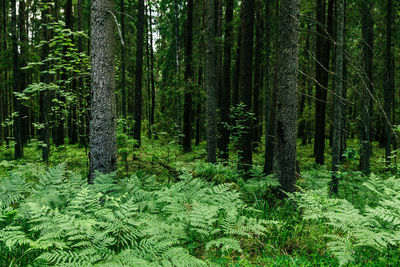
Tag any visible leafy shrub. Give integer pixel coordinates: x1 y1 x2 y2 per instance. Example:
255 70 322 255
292 173 400 266
0 164 272 266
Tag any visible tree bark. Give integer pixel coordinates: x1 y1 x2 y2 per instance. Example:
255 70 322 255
275 0 300 194
252 0 262 147
218 0 233 160
89 0 117 183
384 0 393 165
314 0 334 165
206 0 217 163
11 0 23 158
359 0 373 174
183 0 194 152
237 0 255 175
331 0 344 195
133 0 145 147
263 0 273 174
120 0 127 121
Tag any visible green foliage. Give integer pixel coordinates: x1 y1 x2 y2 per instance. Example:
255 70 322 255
0 164 271 266
292 173 400 266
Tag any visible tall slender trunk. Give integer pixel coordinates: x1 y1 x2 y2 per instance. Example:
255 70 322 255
359 0 373 174
218 0 233 160
120 0 127 121
195 67 203 146
19 0 29 145
384 0 393 165
314 0 334 165
11 0 23 158
149 5 155 134
183 0 194 152
331 0 344 195
133 0 145 147
206 0 217 163
40 4 50 162
89 0 117 183
237 0 255 175
232 31 241 107
263 0 273 174
252 0 262 147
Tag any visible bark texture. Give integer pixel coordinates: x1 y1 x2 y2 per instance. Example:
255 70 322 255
183 0 194 152
206 0 217 163
331 0 344 194
237 0 255 174
275 0 300 193
89 0 117 183
133 0 145 147
359 0 373 173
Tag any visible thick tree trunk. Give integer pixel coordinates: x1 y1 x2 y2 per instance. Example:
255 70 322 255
275 0 300 194
133 0 145 147
206 0 217 163
359 0 373 174
218 0 233 160
89 0 117 183
183 0 194 152
331 0 344 195
11 0 23 158
237 0 255 175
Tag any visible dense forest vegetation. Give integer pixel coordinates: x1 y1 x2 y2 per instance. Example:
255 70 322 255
0 0 399 265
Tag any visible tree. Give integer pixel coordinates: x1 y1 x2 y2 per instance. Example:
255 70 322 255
40 3 51 162
314 0 334 165
133 0 145 147
205 0 217 163
331 0 344 195
237 0 255 174
120 0 127 122
275 0 300 193
218 0 233 160
384 0 394 165
359 0 373 174
88 0 117 183
183 0 194 152
11 0 23 158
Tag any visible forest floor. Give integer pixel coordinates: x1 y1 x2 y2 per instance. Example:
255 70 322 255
0 136 398 266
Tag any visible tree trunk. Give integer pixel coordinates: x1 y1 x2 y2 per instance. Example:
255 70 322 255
89 0 117 183
120 0 127 121
149 5 156 135
218 0 233 160
263 0 273 174
331 0 344 195
314 0 334 165
206 0 217 163
384 0 393 165
252 0 262 148
275 0 300 194
232 30 241 107
11 0 23 158
133 0 145 147
40 4 51 162
183 0 194 152
237 0 255 175
359 0 373 174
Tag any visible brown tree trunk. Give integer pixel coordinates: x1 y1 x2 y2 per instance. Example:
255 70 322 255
133 0 145 147
89 0 117 183
183 0 194 152
206 0 217 163
275 0 300 194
